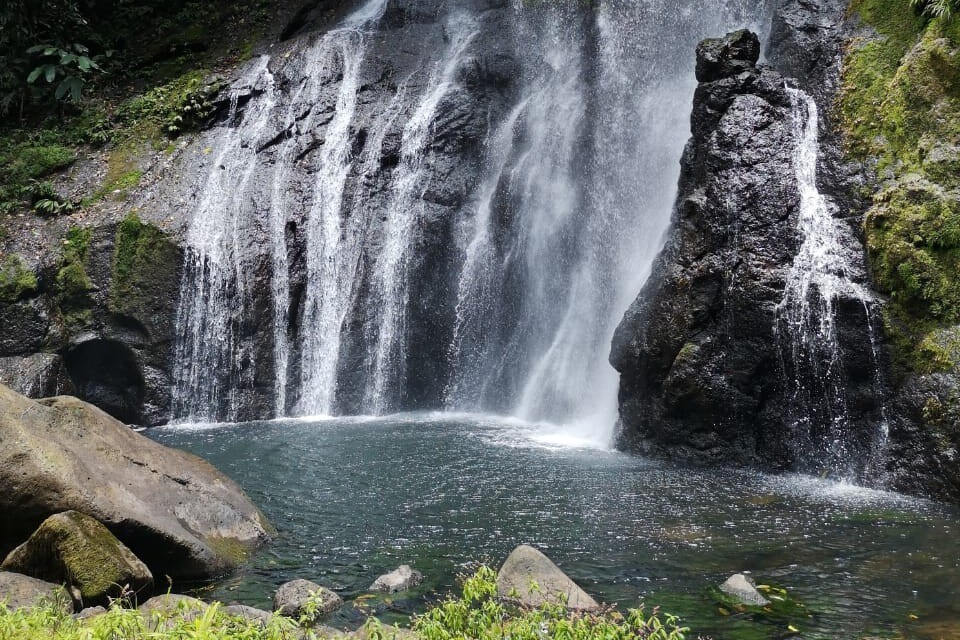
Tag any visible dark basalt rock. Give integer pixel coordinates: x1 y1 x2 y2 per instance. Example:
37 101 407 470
695 29 760 82
610 29 883 473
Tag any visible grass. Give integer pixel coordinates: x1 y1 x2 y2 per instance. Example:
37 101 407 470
0 567 689 640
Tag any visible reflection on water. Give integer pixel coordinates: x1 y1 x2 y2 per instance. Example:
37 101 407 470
151 415 960 639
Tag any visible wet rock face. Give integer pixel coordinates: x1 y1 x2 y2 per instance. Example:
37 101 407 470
611 30 800 467
610 26 884 472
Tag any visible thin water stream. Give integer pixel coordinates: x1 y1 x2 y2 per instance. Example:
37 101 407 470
153 418 960 640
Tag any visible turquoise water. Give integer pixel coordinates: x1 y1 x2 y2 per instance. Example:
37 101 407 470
150 414 960 639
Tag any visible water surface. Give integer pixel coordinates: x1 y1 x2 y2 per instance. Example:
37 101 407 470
151 415 960 639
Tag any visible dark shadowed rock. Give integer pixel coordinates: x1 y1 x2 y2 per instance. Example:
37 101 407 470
496 545 600 612
274 579 342 621
0 570 73 613
2 511 153 606
611 28 883 473
695 29 760 82
0 384 271 580
0 354 75 399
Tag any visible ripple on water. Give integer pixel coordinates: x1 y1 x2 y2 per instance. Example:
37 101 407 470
151 415 960 640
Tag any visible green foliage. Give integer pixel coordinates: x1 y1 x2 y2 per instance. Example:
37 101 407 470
54 226 94 328
111 212 177 315
840 2 960 372
0 567 692 640
26 43 110 104
912 0 960 19
413 566 689 640
116 70 223 139
0 254 38 304
0 138 77 214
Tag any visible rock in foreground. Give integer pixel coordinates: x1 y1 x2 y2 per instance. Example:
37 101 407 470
2 511 153 606
274 579 343 622
0 570 72 614
370 565 423 593
496 545 600 612
0 384 271 580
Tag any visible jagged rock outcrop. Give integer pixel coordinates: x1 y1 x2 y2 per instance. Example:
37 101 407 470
0 384 271 580
610 29 883 472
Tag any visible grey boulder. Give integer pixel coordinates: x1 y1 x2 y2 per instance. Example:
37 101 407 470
0 384 271 581
0 570 72 614
496 545 600 611
274 579 343 622
370 565 423 593
719 573 770 606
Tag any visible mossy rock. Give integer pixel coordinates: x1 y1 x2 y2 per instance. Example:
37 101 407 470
110 213 181 324
1 511 153 606
52 227 95 332
0 254 38 305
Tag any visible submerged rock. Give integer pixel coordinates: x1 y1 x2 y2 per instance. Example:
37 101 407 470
0 570 72 614
1 511 153 606
0 384 271 581
719 573 770 607
495 545 600 612
370 565 423 593
274 579 342 621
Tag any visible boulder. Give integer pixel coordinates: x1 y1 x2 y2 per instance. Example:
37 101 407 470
495 545 600 612
0 570 72 614
2 511 153 606
0 384 271 580
274 579 342 622
224 604 274 626
370 565 423 593
719 573 770 607
74 605 107 620
139 593 208 627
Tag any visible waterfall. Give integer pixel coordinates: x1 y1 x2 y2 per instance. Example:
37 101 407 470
777 87 886 476
172 56 277 422
172 0 774 434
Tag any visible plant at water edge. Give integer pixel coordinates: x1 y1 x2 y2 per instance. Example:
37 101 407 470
412 566 689 640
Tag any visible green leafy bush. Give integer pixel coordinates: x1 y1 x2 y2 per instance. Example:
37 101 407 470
116 70 222 138
412 566 688 640
0 568 690 640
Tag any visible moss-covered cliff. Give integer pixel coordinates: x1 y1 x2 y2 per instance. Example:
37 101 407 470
841 0 960 498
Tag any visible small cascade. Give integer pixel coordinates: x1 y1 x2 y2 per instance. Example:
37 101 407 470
172 56 277 422
296 1 388 416
777 87 886 476
361 13 481 413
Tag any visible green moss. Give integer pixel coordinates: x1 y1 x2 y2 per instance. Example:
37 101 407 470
110 213 179 316
205 535 251 567
840 6 960 374
54 227 94 329
115 70 223 142
0 254 38 304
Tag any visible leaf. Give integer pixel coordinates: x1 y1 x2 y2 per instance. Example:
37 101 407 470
77 57 91 71
44 65 56 83
55 79 69 100
26 67 43 84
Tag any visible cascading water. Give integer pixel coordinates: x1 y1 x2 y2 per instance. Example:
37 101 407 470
172 56 277 422
776 87 886 476
172 0 774 436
